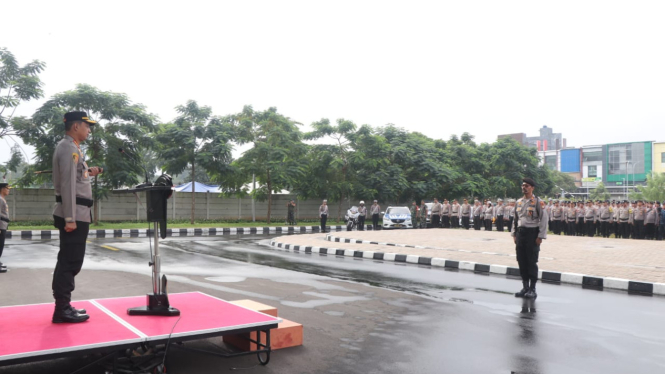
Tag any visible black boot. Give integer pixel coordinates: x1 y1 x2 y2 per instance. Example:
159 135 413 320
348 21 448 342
525 279 538 299
52 304 89 323
70 305 87 314
514 280 529 297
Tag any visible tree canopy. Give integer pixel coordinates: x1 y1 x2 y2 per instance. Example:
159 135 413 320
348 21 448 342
156 100 235 223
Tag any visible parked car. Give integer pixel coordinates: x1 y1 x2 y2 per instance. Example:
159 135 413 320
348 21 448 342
382 206 413 229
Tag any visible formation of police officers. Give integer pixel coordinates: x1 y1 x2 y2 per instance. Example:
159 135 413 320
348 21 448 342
409 197 664 240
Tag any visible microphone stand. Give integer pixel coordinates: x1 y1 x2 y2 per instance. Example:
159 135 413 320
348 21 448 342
116 148 179 316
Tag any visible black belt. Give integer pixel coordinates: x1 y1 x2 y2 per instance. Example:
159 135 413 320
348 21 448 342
620 219 629 221
0 217 9 223
516 227 539 233
55 196 94 208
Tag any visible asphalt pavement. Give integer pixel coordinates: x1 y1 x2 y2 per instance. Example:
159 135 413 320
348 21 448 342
0 234 664 374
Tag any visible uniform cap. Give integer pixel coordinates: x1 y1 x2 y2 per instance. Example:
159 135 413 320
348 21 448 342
497 198 503 202
359 200 364 205
373 200 377 202
522 177 536 187
63 111 97 125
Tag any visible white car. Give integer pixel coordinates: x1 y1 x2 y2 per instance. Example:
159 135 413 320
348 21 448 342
382 206 413 229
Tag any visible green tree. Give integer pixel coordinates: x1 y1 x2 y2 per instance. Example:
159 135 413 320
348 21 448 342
0 143 24 182
303 118 358 220
630 172 665 202
155 101 234 224
19 84 156 224
549 170 578 197
0 48 45 140
589 182 611 201
347 124 408 202
483 137 553 199
231 106 307 223
377 125 456 203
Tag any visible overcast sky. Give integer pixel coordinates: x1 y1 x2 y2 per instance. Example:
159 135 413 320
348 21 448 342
2 0 664 164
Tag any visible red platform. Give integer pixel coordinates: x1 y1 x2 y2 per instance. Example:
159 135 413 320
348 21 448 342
0 292 281 367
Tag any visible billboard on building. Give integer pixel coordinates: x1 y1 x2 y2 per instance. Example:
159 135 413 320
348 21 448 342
560 149 581 173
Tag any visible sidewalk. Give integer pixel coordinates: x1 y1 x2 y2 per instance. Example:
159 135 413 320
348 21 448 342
269 228 665 295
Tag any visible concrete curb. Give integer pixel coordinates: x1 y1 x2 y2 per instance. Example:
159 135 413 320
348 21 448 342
267 234 665 297
5 225 361 239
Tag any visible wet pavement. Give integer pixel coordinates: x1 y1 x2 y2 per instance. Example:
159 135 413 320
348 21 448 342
0 234 664 374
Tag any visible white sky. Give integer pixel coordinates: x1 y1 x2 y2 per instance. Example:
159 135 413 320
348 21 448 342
2 0 664 165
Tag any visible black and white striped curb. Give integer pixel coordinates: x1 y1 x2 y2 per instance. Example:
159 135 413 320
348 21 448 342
324 234 522 259
268 238 665 296
5 225 359 239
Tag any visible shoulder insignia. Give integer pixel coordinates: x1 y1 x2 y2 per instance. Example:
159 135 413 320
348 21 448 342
72 152 79 163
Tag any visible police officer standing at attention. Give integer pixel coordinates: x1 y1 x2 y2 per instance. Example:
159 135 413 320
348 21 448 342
370 200 381 231
645 201 658 240
550 200 563 235
633 200 646 239
460 198 471 230
483 200 494 231
319 199 329 233
598 201 612 238
0 182 10 273
52 112 103 323
473 200 482 231
507 200 516 231
576 201 585 236
618 200 630 239
584 201 597 237
441 199 451 228
430 198 441 228
495 199 505 232
357 201 367 231
511 178 547 299
451 199 461 229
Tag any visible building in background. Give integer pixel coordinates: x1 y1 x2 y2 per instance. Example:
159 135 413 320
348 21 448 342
653 142 665 174
603 141 653 197
538 141 658 200
500 127 661 199
498 125 566 151
581 145 603 189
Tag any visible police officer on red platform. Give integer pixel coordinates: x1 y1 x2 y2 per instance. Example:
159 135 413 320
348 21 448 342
511 177 548 299
51 111 103 323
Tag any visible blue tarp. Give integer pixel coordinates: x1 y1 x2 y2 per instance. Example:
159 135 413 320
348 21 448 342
174 181 221 193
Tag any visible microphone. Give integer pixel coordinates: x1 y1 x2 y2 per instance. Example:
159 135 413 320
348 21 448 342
118 147 152 188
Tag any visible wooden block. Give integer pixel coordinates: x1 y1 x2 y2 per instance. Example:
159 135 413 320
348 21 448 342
267 318 303 351
229 299 278 317
224 299 278 350
224 318 303 351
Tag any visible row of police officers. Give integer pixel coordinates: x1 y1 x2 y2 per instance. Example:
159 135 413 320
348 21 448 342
411 196 663 240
